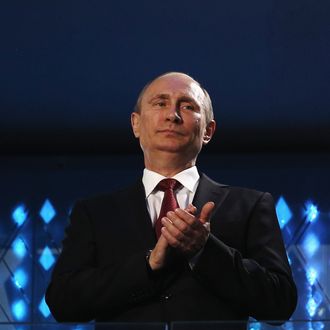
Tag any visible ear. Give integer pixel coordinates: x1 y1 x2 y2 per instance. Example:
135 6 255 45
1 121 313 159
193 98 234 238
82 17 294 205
131 112 141 138
202 120 216 145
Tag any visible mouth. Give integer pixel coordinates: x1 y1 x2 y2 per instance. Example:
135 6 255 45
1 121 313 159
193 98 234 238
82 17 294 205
157 129 184 136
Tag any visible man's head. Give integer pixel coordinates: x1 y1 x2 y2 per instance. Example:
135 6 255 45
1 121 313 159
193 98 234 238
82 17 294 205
131 72 216 170
134 72 214 125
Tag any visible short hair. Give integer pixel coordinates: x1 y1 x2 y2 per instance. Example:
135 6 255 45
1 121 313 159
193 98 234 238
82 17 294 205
134 72 214 124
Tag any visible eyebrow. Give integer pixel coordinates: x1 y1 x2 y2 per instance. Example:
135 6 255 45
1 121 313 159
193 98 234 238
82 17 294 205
148 94 170 104
178 96 198 105
148 94 199 107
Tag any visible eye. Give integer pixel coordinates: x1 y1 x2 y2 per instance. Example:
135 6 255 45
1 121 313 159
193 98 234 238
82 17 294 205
157 101 166 107
180 103 194 111
152 100 167 108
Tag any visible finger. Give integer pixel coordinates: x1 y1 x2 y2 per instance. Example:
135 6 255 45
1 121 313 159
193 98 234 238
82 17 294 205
199 201 215 224
161 217 185 240
161 226 181 248
174 208 200 228
185 203 197 214
168 210 199 233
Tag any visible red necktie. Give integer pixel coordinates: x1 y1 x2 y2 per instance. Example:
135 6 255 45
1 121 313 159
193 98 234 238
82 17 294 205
155 179 182 239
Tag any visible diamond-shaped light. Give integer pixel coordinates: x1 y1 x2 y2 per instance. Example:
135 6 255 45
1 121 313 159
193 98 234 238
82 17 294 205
13 269 28 289
306 297 317 317
12 300 27 320
306 267 318 286
313 321 325 330
12 205 28 226
39 295 51 318
302 233 320 258
249 322 261 330
39 246 55 271
276 196 293 229
304 201 319 223
305 292 322 319
39 199 56 224
12 237 27 258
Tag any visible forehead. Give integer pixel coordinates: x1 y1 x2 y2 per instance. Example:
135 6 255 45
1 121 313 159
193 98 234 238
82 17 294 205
142 74 205 105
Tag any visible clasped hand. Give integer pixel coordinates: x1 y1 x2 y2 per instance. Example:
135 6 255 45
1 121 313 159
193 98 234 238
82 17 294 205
149 201 215 270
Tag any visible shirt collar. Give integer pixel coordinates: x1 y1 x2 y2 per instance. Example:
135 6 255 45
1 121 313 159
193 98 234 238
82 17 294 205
142 166 200 198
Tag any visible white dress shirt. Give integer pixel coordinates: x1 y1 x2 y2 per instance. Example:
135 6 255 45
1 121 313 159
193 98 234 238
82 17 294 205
142 166 200 226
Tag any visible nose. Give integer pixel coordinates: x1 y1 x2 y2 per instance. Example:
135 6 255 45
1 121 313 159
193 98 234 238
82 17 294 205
166 105 182 123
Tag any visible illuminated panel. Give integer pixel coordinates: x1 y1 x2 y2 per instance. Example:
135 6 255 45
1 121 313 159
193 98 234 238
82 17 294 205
306 267 318 286
12 237 27 258
304 201 319 223
302 233 320 258
12 300 27 320
39 246 55 271
248 322 261 330
38 295 51 318
12 205 28 226
276 196 293 229
39 199 56 224
13 269 28 289
306 292 323 319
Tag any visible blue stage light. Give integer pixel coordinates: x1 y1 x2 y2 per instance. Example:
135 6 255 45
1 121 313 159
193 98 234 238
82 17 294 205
305 202 319 223
12 205 28 226
249 322 261 330
38 295 51 318
13 269 28 289
12 300 27 320
302 233 320 258
276 196 293 229
313 291 323 307
306 292 323 319
283 322 294 330
39 246 55 271
306 297 317 317
287 253 292 265
313 321 325 330
306 267 318 286
39 199 56 224
12 238 27 258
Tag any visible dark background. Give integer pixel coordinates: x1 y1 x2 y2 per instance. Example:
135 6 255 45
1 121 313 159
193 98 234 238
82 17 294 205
1 0 329 154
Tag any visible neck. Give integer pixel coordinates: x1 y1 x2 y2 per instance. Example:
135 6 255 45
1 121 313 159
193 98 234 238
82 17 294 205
144 152 197 177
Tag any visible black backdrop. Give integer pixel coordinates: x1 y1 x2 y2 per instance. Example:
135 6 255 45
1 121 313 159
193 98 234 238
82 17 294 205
1 0 329 153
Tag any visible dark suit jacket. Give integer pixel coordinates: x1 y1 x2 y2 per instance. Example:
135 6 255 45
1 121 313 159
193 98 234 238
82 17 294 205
46 174 297 326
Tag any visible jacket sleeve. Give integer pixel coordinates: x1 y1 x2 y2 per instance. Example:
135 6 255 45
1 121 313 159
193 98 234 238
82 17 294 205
45 200 165 322
192 192 297 322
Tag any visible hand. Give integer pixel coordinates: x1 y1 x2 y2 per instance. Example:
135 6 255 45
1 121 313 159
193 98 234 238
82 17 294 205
149 234 169 271
160 201 215 257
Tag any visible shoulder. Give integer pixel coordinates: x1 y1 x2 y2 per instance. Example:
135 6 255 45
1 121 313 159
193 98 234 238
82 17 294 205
199 173 272 202
72 179 144 212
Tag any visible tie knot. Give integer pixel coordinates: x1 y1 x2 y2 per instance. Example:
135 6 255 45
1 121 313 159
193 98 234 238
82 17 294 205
157 178 181 192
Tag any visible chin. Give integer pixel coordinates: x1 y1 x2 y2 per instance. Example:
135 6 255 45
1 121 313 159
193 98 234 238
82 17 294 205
157 143 199 155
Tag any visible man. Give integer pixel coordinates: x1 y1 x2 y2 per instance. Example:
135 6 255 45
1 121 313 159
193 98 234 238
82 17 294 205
46 72 297 327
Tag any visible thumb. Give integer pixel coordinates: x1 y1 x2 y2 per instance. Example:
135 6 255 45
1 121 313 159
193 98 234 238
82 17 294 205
157 232 169 249
199 201 215 224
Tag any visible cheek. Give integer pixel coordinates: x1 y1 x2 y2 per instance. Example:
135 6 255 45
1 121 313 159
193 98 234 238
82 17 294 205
191 115 204 133
187 112 201 125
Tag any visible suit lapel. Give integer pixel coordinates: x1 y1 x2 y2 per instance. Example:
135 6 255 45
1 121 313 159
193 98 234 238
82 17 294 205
192 173 229 222
124 174 228 249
